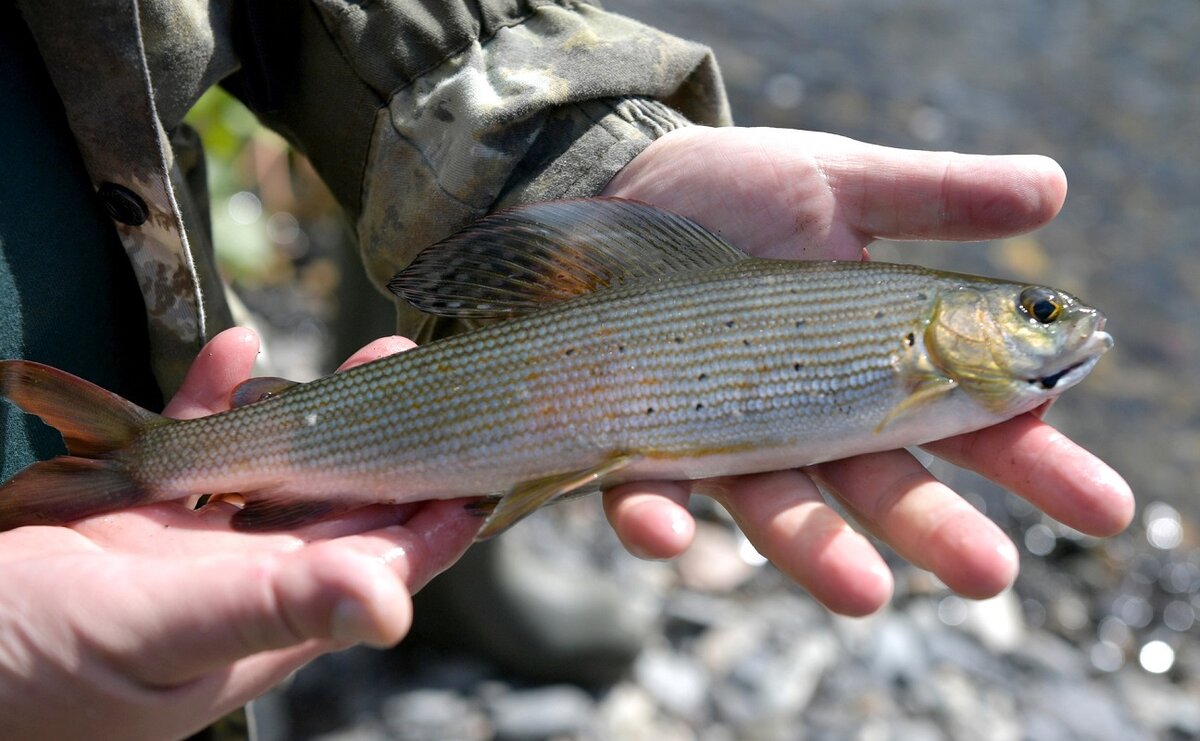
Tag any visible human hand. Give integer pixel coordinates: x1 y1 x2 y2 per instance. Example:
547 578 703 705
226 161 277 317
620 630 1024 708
0 328 477 741
599 126 1134 615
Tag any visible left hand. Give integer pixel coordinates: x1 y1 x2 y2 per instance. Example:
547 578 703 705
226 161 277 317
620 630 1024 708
599 126 1133 615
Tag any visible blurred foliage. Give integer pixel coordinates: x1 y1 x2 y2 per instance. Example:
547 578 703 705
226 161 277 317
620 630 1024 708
184 87 392 377
184 87 344 293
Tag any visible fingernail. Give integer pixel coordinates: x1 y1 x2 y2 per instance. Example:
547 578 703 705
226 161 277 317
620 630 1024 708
331 599 386 648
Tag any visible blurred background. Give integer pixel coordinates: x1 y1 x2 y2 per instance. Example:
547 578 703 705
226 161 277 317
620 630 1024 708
188 1 1199 738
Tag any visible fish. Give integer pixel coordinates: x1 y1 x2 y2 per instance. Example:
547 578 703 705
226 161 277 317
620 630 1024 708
0 198 1112 539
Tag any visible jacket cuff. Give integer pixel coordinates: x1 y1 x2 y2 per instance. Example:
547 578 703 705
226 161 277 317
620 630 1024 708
495 96 694 207
345 2 730 303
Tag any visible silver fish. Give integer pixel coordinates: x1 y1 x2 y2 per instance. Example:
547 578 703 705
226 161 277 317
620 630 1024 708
0 198 1111 538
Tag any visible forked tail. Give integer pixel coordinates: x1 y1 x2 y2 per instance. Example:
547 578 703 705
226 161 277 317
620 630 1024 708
0 360 167 529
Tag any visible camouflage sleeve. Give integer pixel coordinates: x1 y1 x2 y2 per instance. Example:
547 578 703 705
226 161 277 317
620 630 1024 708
230 0 730 336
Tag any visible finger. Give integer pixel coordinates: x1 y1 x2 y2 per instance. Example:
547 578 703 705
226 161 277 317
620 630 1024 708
163 327 261 418
923 413 1134 537
712 470 893 616
822 143 1068 242
603 127 1067 255
73 501 426 557
336 336 417 371
602 126 863 259
107 500 478 687
810 450 1020 599
100 545 409 690
603 481 695 560
302 498 481 595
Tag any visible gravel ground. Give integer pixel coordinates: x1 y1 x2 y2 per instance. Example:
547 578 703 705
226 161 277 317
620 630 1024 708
246 2 1199 739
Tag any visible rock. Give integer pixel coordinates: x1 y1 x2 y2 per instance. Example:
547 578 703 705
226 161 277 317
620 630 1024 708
912 606 1013 685
1116 668 1200 738
675 520 759 592
412 534 660 686
957 590 1026 654
692 611 768 677
484 685 594 741
310 724 393 741
754 631 840 716
712 629 838 733
865 613 930 689
592 684 696 741
1020 679 1143 741
662 588 740 634
381 689 490 741
1008 630 1091 681
634 646 711 722
929 666 1020 740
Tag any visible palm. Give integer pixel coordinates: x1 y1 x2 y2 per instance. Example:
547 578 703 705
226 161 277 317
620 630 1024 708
601 126 1132 614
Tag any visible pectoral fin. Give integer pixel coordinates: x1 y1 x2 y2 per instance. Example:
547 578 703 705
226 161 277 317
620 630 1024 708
475 454 638 541
231 377 300 408
876 376 958 432
230 496 352 530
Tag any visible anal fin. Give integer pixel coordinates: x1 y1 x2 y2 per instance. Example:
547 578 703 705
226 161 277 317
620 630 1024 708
475 454 637 541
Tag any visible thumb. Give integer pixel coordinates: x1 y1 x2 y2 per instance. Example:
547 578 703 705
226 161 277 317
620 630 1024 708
111 543 412 689
108 498 479 688
164 327 261 418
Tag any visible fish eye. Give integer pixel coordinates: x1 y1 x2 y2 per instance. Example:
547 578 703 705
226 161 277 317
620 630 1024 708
1019 287 1063 324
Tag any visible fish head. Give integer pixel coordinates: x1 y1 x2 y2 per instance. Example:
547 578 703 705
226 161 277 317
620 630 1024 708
923 281 1112 413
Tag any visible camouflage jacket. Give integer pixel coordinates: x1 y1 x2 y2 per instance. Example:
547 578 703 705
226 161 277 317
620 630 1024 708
16 0 730 397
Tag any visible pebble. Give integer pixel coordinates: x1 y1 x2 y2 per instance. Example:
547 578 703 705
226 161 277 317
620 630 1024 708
484 685 594 741
633 646 711 722
674 521 759 592
1021 680 1145 741
381 689 489 741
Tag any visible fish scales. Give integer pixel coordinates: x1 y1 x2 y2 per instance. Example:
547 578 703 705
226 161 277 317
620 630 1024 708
127 261 935 499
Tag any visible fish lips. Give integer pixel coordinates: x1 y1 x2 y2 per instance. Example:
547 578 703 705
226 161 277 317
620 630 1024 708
1030 329 1113 391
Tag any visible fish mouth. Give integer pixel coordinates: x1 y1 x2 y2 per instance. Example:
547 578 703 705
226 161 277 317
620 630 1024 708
1029 330 1113 391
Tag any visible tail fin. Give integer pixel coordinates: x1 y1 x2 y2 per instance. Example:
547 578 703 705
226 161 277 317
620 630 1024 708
0 360 166 529
0 360 161 456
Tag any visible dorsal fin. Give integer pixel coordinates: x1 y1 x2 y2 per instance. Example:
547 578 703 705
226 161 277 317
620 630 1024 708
388 198 747 318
